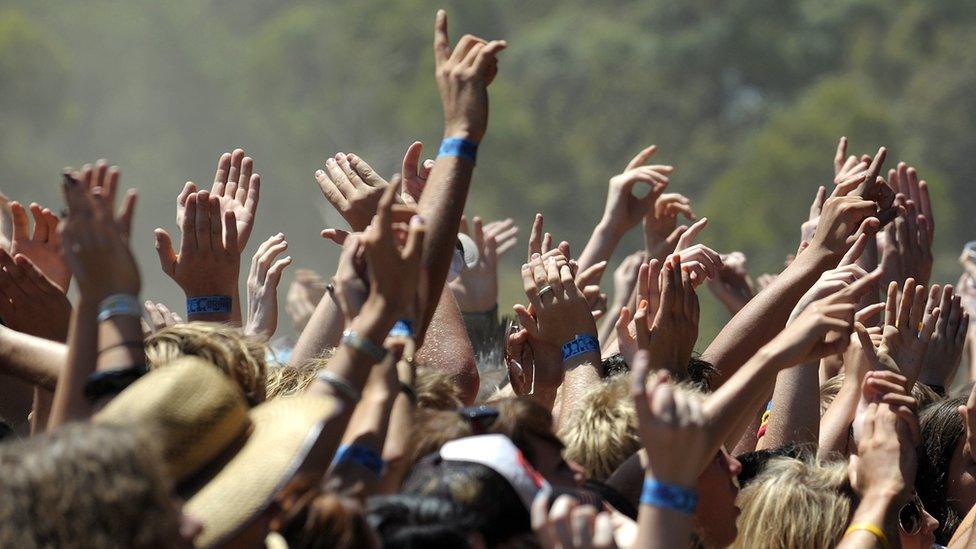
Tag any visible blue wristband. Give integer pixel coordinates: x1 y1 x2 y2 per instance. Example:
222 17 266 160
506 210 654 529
187 295 232 315
639 478 698 514
561 334 600 361
438 137 478 163
389 319 414 337
332 444 385 477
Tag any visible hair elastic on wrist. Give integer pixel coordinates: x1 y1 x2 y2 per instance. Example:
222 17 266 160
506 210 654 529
561 334 600 361
83 365 147 403
98 294 141 322
314 370 360 403
844 523 890 549
341 330 387 362
639 478 698 514
187 295 232 315
332 444 385 477
438 137 478 163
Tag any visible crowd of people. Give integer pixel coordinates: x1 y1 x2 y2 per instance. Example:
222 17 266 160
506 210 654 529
2 8 976 548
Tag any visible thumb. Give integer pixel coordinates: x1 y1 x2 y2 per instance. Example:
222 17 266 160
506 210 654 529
154 228 177 277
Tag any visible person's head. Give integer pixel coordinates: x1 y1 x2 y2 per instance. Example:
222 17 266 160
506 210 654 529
898 492 941 549
918 396 972 544
265 356 330 399
409 408 474 464
270 478 379 548
0 422 200 548
493 397 584 487
415 365 465 410
820 372 941 416
145 322 268 406
400 454 533 545
695 448 743 547
367 494 485 548
559 374 640 481
602 353 716 392
731 456 852 548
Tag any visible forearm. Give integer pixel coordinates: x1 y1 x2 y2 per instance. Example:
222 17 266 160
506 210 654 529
330 373 397 499
418 155 474 338
636 473 695 549
577 220 621 282
378 390 415 494
703 247 836 387
0 325 67 391
818 377 860 459
47 300 99 431
95 315 145 373
756 360 819 451
556 351 602 430
30 387 53 435
836 492 899 549
289 291 345 368
415 287 479 404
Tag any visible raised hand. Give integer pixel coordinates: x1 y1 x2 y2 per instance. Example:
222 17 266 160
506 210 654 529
706 251 755 314
60 168 140 303
154 190 240 313
645 192 694 243
599 145 673 238
919 284 968 387
875 279 939 386
789 234 869 322
399 141 435 202
433 9 506 143
532 493 618 549
879 190 933 289
513 253 597 348
639 254 700 377
141 299 183 335
482 218 519 257
359 179 427 325
849 400 917 505
179 149 260 252
504 325 563 401
449 216 513 312
9 200 70 292
285 268 327 332
0 249 71 340
631 354 709 487
887 162 934 245
244 233 292 337
316 151 393 231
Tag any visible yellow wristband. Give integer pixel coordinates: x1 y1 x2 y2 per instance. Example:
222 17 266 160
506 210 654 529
844 523 890 549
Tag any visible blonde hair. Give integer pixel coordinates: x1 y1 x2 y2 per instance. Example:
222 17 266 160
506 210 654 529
415 366 464 411
820 372 941 416
145 322 268 406
558 375 640 481
732 457 854 549
0 423 180 547
266 351 335 400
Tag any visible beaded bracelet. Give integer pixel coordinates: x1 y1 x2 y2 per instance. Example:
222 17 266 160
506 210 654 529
639 478 698 514
438 137 478 163
561 334 600 361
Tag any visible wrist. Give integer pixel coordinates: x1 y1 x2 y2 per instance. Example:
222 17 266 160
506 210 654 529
442 126 482 145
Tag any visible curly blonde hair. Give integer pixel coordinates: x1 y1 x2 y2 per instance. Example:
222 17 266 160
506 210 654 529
558 374 640 481
0 423 181 548
732 457 854 549
145 322 268 406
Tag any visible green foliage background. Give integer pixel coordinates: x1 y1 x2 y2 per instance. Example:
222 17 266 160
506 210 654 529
1 0 974 343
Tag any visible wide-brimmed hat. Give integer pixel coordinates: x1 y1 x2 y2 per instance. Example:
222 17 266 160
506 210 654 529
95 357 337 547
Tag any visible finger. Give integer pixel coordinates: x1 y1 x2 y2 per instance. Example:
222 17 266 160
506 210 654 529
209 196 223 252
117 189 138 237
373 177 401 237
402 141 423 182
450 34 485 65
315 169 348 210
839 232 867 266
906 167 922 208
320 228 350 246
244 174 260 216
908 284 927 334
234 156 253 202
225 149 245 198
403 215 427 265
855 303 884 324
512 303 538 337
267 256 293 286
810 185 827 219
948 295 963 335
472 216 485 253
884 281 899 328
626 144 658 170
528 213 543 261
921 307 940 343
29 203 48 242
675 217 708 251
223 210 238 253
433 9 451 65
324 156 354 198
919 181 934 243
211 152 232 196
834 137 848 174
541 232 553 254
154 229 178 277
336 153 367 190
897 278 917 329
177 181 198 213
577 260 607 287
10 201 29 242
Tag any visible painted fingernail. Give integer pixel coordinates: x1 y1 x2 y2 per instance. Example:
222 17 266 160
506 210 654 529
639 299 648 310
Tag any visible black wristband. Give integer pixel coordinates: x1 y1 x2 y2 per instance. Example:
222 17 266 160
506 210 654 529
83 366 146 404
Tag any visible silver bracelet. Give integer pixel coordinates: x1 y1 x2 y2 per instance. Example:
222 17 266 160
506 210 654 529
315 370 360 402
341 330 387 362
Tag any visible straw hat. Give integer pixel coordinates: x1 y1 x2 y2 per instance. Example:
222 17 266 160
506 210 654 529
95 357 337 547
